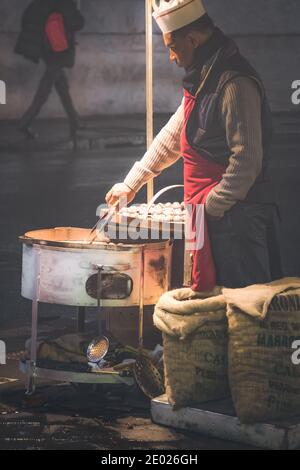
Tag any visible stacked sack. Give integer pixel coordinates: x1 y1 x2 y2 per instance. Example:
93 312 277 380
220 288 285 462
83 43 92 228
154 278 300 424
224 277 300 423
154 287 230 408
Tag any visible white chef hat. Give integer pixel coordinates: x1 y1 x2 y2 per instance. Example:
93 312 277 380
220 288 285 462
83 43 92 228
152 0 207 34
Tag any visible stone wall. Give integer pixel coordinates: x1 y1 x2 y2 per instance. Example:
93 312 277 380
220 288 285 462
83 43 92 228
0 0 299 118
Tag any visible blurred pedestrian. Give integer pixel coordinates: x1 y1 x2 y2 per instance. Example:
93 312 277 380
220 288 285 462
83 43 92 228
15 0 85 140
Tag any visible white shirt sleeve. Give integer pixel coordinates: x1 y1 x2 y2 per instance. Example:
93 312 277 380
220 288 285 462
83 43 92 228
124 97 185 193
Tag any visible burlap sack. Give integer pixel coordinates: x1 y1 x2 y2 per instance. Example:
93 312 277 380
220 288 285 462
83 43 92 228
224 277 300 424
154 287 230 408
26 334 90 364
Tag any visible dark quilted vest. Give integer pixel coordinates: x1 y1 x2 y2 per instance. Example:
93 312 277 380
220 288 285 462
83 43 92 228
185 42 273 201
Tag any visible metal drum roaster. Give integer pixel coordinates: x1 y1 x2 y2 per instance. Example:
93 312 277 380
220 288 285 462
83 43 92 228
19 227 173 394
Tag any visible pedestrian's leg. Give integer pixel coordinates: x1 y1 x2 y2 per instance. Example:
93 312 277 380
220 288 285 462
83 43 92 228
19 65 61 135
54 70 79 137
207 202 272 288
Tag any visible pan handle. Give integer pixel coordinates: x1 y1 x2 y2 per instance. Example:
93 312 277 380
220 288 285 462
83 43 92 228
145 185 184 216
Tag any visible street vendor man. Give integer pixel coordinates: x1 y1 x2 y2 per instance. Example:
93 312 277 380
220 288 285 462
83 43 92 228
106 0 283 292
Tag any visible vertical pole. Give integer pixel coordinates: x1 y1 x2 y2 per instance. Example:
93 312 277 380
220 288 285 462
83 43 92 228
146 0 154 202
138 246 145 351
97 266 103 335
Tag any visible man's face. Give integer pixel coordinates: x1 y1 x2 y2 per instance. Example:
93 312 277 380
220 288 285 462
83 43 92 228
163 32 197 69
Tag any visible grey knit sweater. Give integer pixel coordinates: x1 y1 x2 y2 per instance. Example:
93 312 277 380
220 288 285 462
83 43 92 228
124 76 263 218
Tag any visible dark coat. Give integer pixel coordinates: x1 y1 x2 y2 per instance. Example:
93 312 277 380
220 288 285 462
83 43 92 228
15 0 85 68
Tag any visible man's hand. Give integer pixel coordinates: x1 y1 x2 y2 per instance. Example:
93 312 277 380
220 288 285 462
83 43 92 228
105 183 136 207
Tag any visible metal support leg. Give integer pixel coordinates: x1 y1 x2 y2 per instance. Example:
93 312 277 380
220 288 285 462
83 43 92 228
138 247 145 351
26 298 39 395
97 266 104 336
26 249 41 395
77 307 86 333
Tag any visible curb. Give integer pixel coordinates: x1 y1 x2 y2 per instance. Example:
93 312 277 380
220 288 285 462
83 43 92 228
0 134 146 153
0 131 299 153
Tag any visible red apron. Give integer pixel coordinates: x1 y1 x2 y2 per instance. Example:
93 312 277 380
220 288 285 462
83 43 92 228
181 89 226 292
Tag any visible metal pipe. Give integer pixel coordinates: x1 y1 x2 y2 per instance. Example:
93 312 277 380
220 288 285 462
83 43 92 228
145 0 154 202
138 246 145 351
27 248 41 395
97 266 103 335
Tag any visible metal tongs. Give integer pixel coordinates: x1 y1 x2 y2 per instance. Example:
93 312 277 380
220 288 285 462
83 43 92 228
88 200 119 244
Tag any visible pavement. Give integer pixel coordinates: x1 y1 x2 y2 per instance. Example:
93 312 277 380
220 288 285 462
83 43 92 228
0 361 258 450
0 113 299 450
1 112 300 153
0 115 149 153
0 315 257 450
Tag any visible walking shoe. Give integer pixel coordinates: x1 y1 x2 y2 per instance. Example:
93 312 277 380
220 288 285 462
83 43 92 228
19 126 39 140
